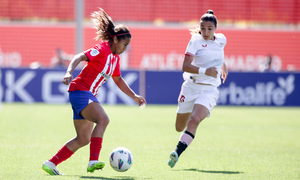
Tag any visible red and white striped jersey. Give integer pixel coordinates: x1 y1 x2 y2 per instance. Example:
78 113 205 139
68 41 121 96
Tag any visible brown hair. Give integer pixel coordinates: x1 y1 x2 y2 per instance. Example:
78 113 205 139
190 10 218 35
91 8 131 41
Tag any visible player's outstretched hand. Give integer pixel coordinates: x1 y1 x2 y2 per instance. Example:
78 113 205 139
133 95 146 107
221 63 228 83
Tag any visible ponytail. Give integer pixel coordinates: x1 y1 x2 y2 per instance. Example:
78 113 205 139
91 8 131 41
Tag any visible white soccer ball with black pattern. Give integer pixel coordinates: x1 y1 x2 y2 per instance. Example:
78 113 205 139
109 147 133 172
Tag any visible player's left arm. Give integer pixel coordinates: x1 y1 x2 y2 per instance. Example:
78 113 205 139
221 62 228 83
112 76 146 106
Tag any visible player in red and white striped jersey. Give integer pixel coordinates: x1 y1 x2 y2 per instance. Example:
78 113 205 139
42 8 146 175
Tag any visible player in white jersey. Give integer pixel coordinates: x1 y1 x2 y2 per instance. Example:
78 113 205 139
168 10 228 168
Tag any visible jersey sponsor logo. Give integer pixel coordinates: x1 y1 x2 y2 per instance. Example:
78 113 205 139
90 48 100 56
100 72 110 80
202 44 207 47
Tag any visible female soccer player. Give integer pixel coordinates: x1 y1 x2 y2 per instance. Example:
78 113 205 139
168 10 228 168
42 8 146 175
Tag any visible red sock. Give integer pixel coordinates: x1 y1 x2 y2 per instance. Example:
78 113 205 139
89 137 103 161
49 145 74 166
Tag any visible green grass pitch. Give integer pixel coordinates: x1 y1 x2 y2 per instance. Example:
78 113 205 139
0 103 299 180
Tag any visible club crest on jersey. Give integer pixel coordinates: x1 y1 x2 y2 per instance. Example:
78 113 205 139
90 48 100 56
179 95 185 103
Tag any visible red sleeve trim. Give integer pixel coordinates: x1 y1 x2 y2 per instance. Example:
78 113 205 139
185 52 194 56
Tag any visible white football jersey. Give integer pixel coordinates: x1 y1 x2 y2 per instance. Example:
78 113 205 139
184 33 226 86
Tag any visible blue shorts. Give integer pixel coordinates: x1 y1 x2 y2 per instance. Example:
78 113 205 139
69 90 99 120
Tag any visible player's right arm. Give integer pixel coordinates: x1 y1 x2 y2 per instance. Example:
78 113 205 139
62 52 88 85
182 54 218 78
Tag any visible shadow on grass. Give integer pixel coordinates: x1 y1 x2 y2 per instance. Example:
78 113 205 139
181 168 244 174
80 176 135 180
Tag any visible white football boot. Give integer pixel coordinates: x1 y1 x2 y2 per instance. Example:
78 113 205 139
42 160 62 175
168 151 179 168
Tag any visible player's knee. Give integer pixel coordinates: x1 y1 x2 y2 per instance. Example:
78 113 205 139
95 116 110 126
102 116 110 126
189 115 204 126
99 117 110 128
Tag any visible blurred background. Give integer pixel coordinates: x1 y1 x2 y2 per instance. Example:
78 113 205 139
0 0 299 106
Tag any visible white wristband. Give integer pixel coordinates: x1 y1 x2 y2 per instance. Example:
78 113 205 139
198 67 206 74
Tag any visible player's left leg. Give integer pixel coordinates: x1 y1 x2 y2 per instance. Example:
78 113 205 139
80 102 109 172
87 161 105 173
86 137 105 173
185 104 209 135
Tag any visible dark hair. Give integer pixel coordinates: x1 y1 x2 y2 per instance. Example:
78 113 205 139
91 8 131 42
190 10 218 35
201 10 217 27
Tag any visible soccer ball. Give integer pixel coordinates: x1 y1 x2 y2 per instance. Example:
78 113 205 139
109 147 133 172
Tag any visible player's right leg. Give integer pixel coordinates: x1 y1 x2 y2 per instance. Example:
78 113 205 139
42 120 93 175
42 160 62 175
175 113 191 132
